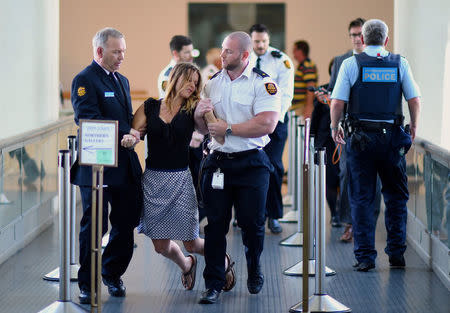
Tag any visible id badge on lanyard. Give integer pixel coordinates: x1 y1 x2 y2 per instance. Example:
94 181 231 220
211 168 224 189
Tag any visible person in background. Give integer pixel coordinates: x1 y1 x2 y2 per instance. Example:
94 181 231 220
291 40 317 118
249 23 294 234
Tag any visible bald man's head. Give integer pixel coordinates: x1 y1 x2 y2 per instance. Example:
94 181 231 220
226 31 252 54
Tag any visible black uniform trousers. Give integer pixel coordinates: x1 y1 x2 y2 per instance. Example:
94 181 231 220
263 114 288 219
78 177 142 290
346 126 410 263
201 149 271 291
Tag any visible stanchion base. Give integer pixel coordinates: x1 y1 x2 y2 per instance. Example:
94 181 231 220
282 194 293 207
279 232 303 246
283 259 336 277
289 294 351 312
279 210 298 223
38 300 88 313
43 264 80 281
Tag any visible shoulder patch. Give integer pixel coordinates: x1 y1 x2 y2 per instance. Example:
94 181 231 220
77 86 86 97
264 82 278 95
271 50 282 58
253 67 270 78
161 80 168 91
210 70 221 80
164 67 173 77
283 60 291 69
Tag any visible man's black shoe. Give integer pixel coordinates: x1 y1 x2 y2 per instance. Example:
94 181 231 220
353 261 375 272
102 277 126 297
247 270 264 294
79 289 91 304
199 288 221 304
268 218 282 234
389 255 405 268
331 216 341 227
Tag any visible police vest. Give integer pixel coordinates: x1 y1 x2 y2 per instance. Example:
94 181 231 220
348 53 403 121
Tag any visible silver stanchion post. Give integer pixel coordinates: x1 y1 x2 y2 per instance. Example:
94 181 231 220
44 136 80 281
283 135 336 277
291 149 351 313
38 150 86 312
280 112 298 223
280 122 304 247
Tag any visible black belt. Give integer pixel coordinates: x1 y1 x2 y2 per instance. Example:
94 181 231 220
213 149 259 159
355 121 395 132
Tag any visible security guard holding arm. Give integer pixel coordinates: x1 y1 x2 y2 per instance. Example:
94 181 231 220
330 19 421 272
197 31 280 304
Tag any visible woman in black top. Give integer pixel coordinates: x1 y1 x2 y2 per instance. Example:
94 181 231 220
122 63 235 291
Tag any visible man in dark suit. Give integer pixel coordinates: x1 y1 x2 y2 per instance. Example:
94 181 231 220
70 27 143 304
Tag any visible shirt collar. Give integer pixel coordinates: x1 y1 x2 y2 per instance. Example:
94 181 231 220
94 59 112 75
363 45 389 57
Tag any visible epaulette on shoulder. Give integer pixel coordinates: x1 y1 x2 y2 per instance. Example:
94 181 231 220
271 50 282 58
253 67 270 78
164 67 173 76
210 70 221 80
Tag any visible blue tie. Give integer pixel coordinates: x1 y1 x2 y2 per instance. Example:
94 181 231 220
256 57 261 69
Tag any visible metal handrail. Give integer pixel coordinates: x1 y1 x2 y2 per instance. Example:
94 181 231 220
0 115 75 150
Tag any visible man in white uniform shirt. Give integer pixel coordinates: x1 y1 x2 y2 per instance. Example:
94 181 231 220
157 35 194 98
249 23 294 234
197 31 280 304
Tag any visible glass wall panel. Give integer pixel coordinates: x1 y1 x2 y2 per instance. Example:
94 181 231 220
0 148 22 228
188 3 285 68
41 133 58 204
21 143 42 213
415 151 427 225
430 158 449 245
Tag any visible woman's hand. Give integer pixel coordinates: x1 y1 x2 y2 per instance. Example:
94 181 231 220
121 134 138 149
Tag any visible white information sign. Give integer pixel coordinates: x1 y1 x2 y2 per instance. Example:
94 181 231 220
79 119 118 167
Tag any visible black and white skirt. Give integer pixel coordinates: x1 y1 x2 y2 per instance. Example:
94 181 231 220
137 168 199 241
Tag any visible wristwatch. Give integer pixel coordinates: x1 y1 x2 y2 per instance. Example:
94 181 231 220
330 123 339 131
225 124 233 136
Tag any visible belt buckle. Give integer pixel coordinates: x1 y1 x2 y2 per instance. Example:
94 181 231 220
226 153 235 159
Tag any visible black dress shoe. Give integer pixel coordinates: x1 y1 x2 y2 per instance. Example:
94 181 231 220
79 289 91 304
331 216 341 227
102 277 126 297
247 269 264 294
199 288 221 304
389 255 405 268
268 218 282 234
353 261 375 272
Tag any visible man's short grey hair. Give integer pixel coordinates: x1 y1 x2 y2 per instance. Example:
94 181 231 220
362 19 388 46
92 27 124 55
227 31 252 53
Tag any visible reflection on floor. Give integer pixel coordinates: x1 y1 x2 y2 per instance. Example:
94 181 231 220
0 205 449 313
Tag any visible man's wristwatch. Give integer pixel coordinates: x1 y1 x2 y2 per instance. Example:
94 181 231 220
225 124 233 136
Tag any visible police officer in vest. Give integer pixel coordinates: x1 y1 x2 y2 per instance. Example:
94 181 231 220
197 31 281 304
249 23 294 234
330 19 421 272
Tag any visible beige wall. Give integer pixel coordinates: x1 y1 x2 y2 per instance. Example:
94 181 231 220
1 0 60 141
61 0 394 99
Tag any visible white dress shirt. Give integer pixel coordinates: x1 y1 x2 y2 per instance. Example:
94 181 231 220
204 63 281 153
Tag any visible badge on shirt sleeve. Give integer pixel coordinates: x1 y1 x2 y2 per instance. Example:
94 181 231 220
161 80 168 91
77 86 86 97
284 60 291 69
265 83 278 95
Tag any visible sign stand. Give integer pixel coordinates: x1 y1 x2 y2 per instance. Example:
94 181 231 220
79 120 118 313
